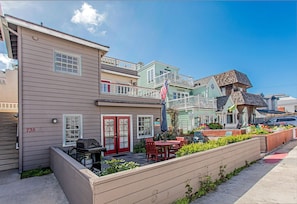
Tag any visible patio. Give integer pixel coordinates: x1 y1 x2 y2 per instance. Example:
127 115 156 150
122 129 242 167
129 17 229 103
51 137 262 204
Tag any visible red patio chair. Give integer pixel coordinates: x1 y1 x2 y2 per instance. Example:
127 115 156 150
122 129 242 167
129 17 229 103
169 137 186 156
145 141 164 161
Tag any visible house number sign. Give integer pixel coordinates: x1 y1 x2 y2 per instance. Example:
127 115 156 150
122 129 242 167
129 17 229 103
26 128 36 133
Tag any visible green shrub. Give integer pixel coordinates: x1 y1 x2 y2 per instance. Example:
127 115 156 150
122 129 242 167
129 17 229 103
208 123 223 129
176 134 251 157
100 159 139 176
21 167 52 179
133 139 146 153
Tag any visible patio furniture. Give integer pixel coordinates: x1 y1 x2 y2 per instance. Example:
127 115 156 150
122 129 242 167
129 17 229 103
145 138 154 143
145 141 164 161
155 141 180 160
169 137 186 154
75 138 107 170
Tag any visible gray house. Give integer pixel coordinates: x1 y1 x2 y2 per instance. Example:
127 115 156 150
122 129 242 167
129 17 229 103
0 14 161 172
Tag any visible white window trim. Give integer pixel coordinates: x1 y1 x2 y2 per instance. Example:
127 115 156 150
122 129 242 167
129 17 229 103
101 79 111 93
53 50 82 76
63 114 83 147
137 115 154 139
147 68 154 84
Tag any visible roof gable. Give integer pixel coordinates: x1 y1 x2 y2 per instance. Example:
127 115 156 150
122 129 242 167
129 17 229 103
0 14 109 59
214 70 252 88
231 91 267 107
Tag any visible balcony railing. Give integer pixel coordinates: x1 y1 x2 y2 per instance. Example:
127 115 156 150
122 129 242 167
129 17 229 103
168 95 217 110
0 102 18 112
100 82 160 99
101 56 142 71
154 72 194 88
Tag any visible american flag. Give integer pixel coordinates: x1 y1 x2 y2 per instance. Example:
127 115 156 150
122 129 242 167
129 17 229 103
160 80 168 101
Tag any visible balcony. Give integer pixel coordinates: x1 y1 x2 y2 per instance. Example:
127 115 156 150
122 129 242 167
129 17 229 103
100 82 160 99
154 72 194 89
0 102 18 112
168 95 217 110
101 56 142 71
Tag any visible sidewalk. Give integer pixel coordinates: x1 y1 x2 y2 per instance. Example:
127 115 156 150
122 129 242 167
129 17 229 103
191 139 297 204
0 169 69 204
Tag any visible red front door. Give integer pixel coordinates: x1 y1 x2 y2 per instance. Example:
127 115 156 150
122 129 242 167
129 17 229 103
103 116 130 155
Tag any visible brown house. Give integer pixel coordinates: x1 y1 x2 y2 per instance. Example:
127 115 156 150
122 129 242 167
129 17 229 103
214 70 267 127
0 14 161 172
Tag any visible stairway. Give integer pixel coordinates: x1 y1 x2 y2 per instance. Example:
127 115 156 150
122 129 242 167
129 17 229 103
0 112 18 171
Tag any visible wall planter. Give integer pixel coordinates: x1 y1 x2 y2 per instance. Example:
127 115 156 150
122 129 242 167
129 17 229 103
51 138 260 204
201 129 246 137
253 128 295 153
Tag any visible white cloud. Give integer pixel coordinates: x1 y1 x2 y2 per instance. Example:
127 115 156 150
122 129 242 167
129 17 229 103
100 31 107 36
71 2 106 34
0 54 17 71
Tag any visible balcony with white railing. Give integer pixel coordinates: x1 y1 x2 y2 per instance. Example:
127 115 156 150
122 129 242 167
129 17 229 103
0 102 18 112
100 82 160 99
168 95 217 110
101 56 142 71
154 72 194 89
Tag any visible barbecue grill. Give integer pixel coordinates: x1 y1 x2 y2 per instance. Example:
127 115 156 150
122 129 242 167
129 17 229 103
76 138 106 170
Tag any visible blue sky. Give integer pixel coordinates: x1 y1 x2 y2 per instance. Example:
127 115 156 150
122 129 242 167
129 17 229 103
1 1 296 97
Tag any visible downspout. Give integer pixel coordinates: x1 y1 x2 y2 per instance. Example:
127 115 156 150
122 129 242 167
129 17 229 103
17 26 23 173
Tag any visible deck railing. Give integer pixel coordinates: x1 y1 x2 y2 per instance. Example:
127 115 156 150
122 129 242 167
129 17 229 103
168 95 217 110
101 56 142 71
154 72 194 88
100 82 160 99
0 102 18 112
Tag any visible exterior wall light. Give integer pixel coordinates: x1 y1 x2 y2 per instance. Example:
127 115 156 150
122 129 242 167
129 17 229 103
52 118 58 124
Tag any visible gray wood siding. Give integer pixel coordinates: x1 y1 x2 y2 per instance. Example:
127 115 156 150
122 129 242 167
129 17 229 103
20 28 101 170
0 112 18 171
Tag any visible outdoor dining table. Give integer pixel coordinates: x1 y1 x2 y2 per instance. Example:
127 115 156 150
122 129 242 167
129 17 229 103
155 140 181 160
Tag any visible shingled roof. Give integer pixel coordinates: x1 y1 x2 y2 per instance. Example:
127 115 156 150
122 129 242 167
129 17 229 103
214 70 252 88
231 91 267 107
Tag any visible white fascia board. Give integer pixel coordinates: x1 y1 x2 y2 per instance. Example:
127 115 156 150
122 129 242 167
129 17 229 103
101 69 140 79
5 15 109 53
0 16 13 58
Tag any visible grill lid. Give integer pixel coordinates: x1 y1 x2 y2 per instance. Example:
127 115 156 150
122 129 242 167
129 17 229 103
76 138 101 149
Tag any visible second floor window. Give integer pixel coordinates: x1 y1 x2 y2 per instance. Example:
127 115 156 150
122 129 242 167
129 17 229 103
54 51 81 76
173 92 189 99
147 69 154 83
101 80 110 93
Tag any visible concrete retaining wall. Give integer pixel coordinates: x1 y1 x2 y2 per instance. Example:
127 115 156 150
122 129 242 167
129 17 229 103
51 138 260 204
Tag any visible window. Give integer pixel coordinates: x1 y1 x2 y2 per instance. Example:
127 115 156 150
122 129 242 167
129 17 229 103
137 115 153 138
63 114 82 146
54 51 81 75
173 92 189 99
117 84 130 94
101 80 110 93
227 113 234 124
147 69 154 83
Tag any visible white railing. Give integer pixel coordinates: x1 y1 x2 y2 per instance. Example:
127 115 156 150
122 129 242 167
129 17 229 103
100 82 160 99
0 102 18 111
101 56 142 71
154 72 194 88
168 95 217 110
